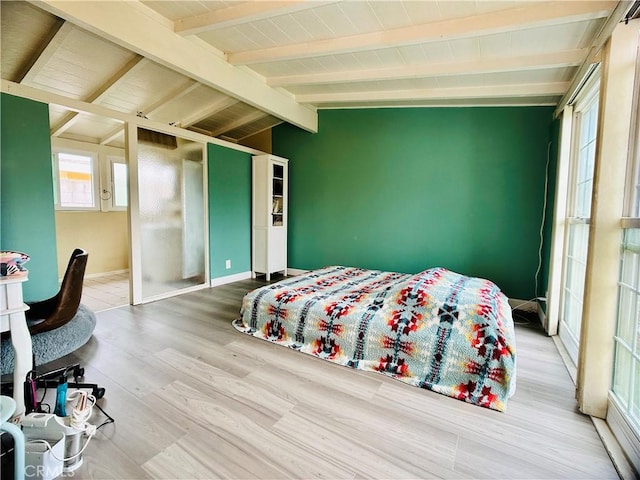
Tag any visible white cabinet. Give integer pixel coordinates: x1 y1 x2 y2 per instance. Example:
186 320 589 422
252 154 288 281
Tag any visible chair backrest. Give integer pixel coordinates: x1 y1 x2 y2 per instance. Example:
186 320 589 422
29 248 88 334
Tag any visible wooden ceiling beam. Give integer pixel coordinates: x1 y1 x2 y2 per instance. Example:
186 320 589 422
268 49 588 87
209 110 268 137
99 127 125 146
174 1 334 36
99 79 201 145
144 81 201 118
180 97 239 128
19 21 74 84
51 55 145 137
229 1 615 65
32 0 317 132
1 80 266 155
14 17 66 83
296 82 571 104
237 120 284 141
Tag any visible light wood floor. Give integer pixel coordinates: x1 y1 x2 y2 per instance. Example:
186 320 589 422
42 278 618 479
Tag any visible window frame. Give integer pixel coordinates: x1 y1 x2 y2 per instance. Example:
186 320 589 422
567 80 600 220
557 77 601 365
105 155 128 211
51 138 128 213
623 48 640 219
608 37 640 469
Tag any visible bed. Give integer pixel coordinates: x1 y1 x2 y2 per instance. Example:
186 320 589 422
233 266 516 411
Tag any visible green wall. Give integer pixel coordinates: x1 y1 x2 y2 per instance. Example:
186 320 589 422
536 117 561 314
208 143 251 279
1 93 59 301
540 118 561 300
273 107 554 300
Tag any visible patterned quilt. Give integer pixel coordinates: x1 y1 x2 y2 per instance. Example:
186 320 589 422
233 266 516 411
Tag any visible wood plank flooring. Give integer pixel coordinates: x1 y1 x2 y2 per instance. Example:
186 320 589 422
38 278 619 479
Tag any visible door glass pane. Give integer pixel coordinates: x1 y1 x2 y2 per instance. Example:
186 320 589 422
137 128 205 300
272 164 284 227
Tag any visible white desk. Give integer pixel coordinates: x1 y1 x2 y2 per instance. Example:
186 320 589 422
0 275 32 420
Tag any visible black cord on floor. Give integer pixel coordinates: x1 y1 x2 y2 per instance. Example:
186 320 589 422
93 401 115 430
513 311 532 325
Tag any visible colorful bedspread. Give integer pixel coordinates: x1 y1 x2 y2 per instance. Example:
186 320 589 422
234 266 516 411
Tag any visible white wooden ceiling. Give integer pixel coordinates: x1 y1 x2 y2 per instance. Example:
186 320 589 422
0 1 631 148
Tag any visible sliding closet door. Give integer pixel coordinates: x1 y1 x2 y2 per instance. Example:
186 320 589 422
127 125 207 304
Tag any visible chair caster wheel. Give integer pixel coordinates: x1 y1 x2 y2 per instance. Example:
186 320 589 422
93 387 105 399
73 366 85 379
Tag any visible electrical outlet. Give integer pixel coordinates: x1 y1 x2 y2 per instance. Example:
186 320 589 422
225 259 231 269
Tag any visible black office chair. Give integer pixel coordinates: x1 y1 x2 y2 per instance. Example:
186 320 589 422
1 248 105 402
26 247 88 334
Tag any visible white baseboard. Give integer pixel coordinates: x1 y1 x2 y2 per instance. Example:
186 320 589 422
508 298 538 313
287 268 309 276
537 303 547 331
210 271 252 287
83 269 129 280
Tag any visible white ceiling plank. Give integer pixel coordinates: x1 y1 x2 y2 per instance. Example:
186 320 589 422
228 1 615 65
268 48 588 87
98 79 200 144
14 17 65 83
237 120 284 141
100 126 126 146
145 80 201 116
83 55 145 104
1 79 266 155
20 21 75 84
51 55 144 136
209 110 269 137
296 82 571 104
50 111 81 137
180 97 239 128
32 0 318 132
174 1 336 36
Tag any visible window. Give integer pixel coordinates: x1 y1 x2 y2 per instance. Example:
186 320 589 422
611 50 640 447
108 156 128 210
53 151 99 210
612 228 640 432
52 144 128 212
558 81 600 364
546 20 640 471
